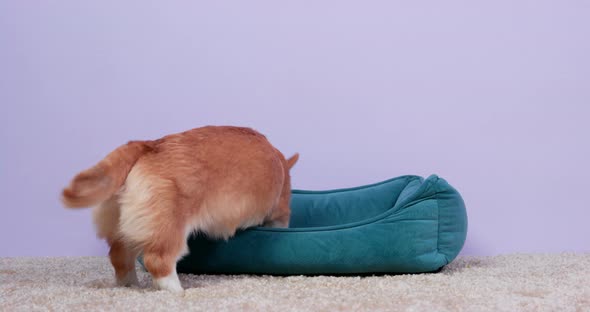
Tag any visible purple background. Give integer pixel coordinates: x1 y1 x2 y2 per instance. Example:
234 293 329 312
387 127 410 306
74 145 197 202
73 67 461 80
1 1 589 257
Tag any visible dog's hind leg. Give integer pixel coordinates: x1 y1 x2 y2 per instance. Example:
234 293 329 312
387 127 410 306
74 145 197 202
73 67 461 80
108 238 140 287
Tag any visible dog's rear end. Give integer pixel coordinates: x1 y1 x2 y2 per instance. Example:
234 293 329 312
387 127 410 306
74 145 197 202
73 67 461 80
62 126 298 292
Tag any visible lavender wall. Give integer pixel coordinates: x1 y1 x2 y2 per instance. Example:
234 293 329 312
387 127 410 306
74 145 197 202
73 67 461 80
1 1 589 257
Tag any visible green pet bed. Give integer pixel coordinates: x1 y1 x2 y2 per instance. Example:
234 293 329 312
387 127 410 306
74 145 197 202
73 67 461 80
144 174 468 275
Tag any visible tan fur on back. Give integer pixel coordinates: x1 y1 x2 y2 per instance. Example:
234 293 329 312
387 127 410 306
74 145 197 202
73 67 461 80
62 126 298 291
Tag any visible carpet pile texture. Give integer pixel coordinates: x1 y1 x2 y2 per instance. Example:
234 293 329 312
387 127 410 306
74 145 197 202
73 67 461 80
1 253 588 311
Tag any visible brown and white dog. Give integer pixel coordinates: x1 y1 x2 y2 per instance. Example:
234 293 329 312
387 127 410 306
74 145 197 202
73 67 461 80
62 126 298 292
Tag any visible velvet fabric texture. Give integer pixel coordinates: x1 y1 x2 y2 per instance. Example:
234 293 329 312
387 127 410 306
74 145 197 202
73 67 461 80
141 175 467 275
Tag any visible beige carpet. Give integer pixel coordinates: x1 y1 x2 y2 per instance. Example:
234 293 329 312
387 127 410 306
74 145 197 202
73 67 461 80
1 254 589 311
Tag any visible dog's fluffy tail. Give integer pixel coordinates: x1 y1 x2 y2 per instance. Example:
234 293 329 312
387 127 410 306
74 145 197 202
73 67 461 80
62 140 154 208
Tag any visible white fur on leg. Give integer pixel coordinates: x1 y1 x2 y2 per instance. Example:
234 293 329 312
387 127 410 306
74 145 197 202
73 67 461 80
154 270 183 293
116 269 139 287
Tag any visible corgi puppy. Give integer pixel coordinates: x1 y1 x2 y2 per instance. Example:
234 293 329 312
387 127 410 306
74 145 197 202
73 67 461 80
62 126 298 292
